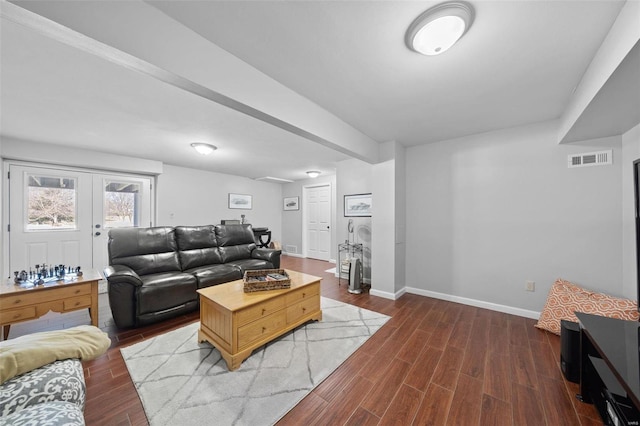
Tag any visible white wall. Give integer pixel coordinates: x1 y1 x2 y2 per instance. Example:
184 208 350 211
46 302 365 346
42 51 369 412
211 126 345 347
371 141 407 298
405 120 623 315
394 143 406 294
281 174 336 258
156 164 282 238
622 123 640 298
336 158 373 281
372 156 395 296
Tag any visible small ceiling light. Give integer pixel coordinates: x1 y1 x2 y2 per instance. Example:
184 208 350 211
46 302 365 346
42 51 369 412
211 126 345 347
406 1 474 56
306 171 321 178
191 143 217 155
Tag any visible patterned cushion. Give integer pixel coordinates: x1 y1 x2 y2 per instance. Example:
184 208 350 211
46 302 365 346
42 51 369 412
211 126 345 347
0 359 85 417
535 279 639 335
0 401 84 426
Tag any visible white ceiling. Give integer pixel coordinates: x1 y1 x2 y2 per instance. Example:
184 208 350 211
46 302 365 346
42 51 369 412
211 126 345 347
0 0 632 181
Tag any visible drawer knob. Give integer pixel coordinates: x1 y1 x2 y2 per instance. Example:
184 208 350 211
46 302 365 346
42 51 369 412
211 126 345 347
262 308 266 315
14 299 21 304
302 293 306 297
302 307 306 312
262 327 266 333
13 314 21 319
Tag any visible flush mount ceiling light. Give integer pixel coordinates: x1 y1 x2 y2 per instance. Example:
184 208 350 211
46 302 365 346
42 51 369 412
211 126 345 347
306 171 321 178
406 1 475 56
191 142 217 155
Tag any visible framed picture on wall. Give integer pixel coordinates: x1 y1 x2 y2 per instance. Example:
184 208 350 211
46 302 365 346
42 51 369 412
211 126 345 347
283 196 299 211
228 193 252 209
344 193 372 217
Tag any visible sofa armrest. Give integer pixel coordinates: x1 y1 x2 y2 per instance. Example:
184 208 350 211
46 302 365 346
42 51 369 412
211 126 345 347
103 265 143 287
251 248 282 269
103 265 142 329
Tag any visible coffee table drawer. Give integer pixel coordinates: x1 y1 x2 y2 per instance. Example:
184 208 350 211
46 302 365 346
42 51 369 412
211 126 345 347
285 282 319 305
287 296 320 325
236 298 285 326
237 310 287 349
0 306 36 324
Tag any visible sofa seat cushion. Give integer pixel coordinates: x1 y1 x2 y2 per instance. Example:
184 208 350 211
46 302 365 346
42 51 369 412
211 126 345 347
227 259 274 274
0 401 85 426
139 272 198 315
188 265 242 289
0 359 84 417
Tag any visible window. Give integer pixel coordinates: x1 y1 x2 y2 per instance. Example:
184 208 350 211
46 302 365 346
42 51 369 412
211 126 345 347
104 181 141 228
27 175 77 230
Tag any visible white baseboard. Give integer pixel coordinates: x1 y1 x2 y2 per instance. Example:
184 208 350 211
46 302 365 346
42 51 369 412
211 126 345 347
365 285 539 319
282 252 304 258
370 287 406 300
405 287 540 320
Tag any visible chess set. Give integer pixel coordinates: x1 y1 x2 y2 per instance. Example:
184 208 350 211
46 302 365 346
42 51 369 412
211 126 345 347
14 264 83 287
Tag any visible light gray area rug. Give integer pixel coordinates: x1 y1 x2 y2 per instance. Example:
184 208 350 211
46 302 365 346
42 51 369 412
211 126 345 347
121 297 390 426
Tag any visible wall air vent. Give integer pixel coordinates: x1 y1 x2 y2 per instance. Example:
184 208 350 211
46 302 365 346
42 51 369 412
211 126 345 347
568 150 612 168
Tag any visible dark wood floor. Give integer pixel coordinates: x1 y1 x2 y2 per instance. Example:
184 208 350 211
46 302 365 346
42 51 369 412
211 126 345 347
6 256 604 425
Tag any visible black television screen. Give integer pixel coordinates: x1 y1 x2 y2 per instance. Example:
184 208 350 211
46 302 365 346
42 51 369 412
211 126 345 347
635 159 640 313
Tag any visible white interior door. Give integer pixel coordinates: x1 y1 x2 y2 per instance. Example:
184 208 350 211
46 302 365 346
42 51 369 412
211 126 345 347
304 184 331 261
8 164 93 274
8 164 153 276
92 174 152 272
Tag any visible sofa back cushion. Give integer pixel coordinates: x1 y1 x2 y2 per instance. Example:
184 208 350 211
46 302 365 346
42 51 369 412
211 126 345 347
108 227 181 275
175 225 223 270
215 224 256 263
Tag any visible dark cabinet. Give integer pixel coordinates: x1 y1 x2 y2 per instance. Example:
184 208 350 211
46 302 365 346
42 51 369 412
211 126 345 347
577 312 640 425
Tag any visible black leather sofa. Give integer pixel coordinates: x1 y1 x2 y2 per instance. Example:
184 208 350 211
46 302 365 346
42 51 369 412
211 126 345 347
103 224 281 328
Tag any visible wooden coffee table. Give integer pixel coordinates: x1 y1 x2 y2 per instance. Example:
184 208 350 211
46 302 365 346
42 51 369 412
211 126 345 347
0 269 101 340
197 269 322 371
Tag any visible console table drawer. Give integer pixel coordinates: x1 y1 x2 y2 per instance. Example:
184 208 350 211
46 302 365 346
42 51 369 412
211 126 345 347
0 306 36 324
237 311 287 349
2 283 91 308
63 295 92 311
236 298 285 326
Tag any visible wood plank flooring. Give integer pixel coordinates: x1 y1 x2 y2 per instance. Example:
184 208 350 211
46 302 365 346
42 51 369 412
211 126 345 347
4 256 604 425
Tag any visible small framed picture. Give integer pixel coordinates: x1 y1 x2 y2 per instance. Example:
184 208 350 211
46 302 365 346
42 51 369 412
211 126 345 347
283 196 299 211
229 193 252 210
344 193 372 217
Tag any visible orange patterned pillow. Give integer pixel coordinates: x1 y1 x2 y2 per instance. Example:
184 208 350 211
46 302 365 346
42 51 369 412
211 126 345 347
535 279 638 335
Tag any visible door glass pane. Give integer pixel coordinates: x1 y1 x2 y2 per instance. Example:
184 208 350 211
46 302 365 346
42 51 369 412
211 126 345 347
104 181 141 228
26 175 77 231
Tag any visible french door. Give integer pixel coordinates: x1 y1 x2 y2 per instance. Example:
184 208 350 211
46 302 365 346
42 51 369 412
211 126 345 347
8 164 152 275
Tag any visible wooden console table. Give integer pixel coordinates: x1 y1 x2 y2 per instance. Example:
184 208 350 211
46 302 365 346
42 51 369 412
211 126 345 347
0 269 101 340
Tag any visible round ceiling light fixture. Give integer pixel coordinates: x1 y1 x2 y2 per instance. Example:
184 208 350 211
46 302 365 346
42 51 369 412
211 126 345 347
406 1 475 56
306 171 321 178
191 142 217 155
